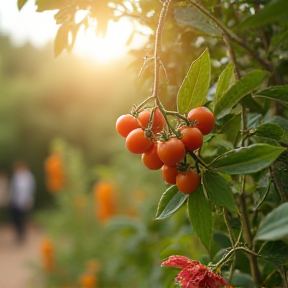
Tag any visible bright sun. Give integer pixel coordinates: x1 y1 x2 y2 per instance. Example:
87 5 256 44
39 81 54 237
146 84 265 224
73 18 135 62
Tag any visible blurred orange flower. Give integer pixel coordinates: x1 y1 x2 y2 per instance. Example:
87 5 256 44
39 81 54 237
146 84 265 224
44 152 65 193
79 272 97 288
40 238 54 272
161 255 232 288
93 181 115 223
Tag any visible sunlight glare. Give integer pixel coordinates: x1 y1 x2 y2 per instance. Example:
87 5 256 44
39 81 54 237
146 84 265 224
73 18 135 62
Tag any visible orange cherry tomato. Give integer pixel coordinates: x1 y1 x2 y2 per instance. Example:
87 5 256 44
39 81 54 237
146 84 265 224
142 142 164 170
187 107 215 135
116 114 140 138
157 138 185 166
161 164 178 185
176 169 200 194
181 127 203 152
138 108 165 134
126 128 152 154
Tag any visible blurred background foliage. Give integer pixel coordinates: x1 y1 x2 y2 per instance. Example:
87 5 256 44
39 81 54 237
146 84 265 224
33 139 206 288
0 33 148 210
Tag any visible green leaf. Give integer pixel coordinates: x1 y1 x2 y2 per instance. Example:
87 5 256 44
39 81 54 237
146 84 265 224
252 136 281 147
259 240 288 266
155 185 188 220
214 70 270 118
177 49 211 114
231 272 254 288
270 29 288 52
215 62 235 105
239 0 288 30
255 202 288 241
188 186 213 249
209 144 286 174
174 6 221 37
256 123 288 144
203 171 237 212
17 0 29 10
271 149 288 202
265 116 288 133
54 22 70 58
254 86 288 106
220 113 241 145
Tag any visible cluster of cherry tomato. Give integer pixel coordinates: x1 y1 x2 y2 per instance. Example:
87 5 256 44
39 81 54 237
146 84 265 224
116 106 215 194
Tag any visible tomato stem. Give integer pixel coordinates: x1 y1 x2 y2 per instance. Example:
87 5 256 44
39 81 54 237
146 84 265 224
188 151 208 169
133 95 155 113
165 110 190 125
147 107 156 130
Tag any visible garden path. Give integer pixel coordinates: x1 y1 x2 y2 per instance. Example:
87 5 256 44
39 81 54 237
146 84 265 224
0 222 45 288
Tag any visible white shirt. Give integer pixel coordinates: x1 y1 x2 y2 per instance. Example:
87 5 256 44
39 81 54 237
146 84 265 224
10 169 36 210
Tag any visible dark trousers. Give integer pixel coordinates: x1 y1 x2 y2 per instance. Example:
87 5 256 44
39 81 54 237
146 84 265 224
10 206 26 242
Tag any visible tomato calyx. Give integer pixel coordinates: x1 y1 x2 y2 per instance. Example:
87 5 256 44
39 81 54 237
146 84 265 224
144 128 154 140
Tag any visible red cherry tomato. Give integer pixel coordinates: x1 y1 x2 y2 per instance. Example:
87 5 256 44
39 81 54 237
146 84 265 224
157 138 185 166
116 114 140 138
181 127 203 152
187 107 215 135
161 164 178 185
176 169 200 194
138 108 165 134
126 128 152 154
142 142 164 170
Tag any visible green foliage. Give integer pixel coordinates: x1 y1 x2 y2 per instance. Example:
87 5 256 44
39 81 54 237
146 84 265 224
238 0 288 30
177 49 210 113
203 171 237 212
187 186 213 250
155 185 188 220
214 70 270 118
260 240 288 266
208 144 286 174
255 202 288 241
255 123 288 144
174 6 221 37
214 62 235 106
254 86 288 106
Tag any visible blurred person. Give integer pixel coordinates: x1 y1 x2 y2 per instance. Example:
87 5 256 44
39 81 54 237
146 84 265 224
9 160 36 243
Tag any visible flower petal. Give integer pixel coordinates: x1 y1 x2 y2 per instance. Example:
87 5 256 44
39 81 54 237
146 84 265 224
161 255 199 269
177 264 231 288
162 256 232 288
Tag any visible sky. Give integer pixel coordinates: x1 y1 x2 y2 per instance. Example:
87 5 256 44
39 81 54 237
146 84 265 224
0 1 149 61
0 1 58 47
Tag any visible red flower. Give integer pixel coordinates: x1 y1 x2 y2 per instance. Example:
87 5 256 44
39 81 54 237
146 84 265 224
161 255 232 288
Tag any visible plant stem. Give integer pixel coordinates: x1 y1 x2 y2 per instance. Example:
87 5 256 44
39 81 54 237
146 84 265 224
238 178 262 287
134 96 155 112
188 151 208 168
151 0 181 136
165 110 190 124
153 0 172 104
224 209 235 245
237 106 262 286
212 245 259 272
254 179 271 212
